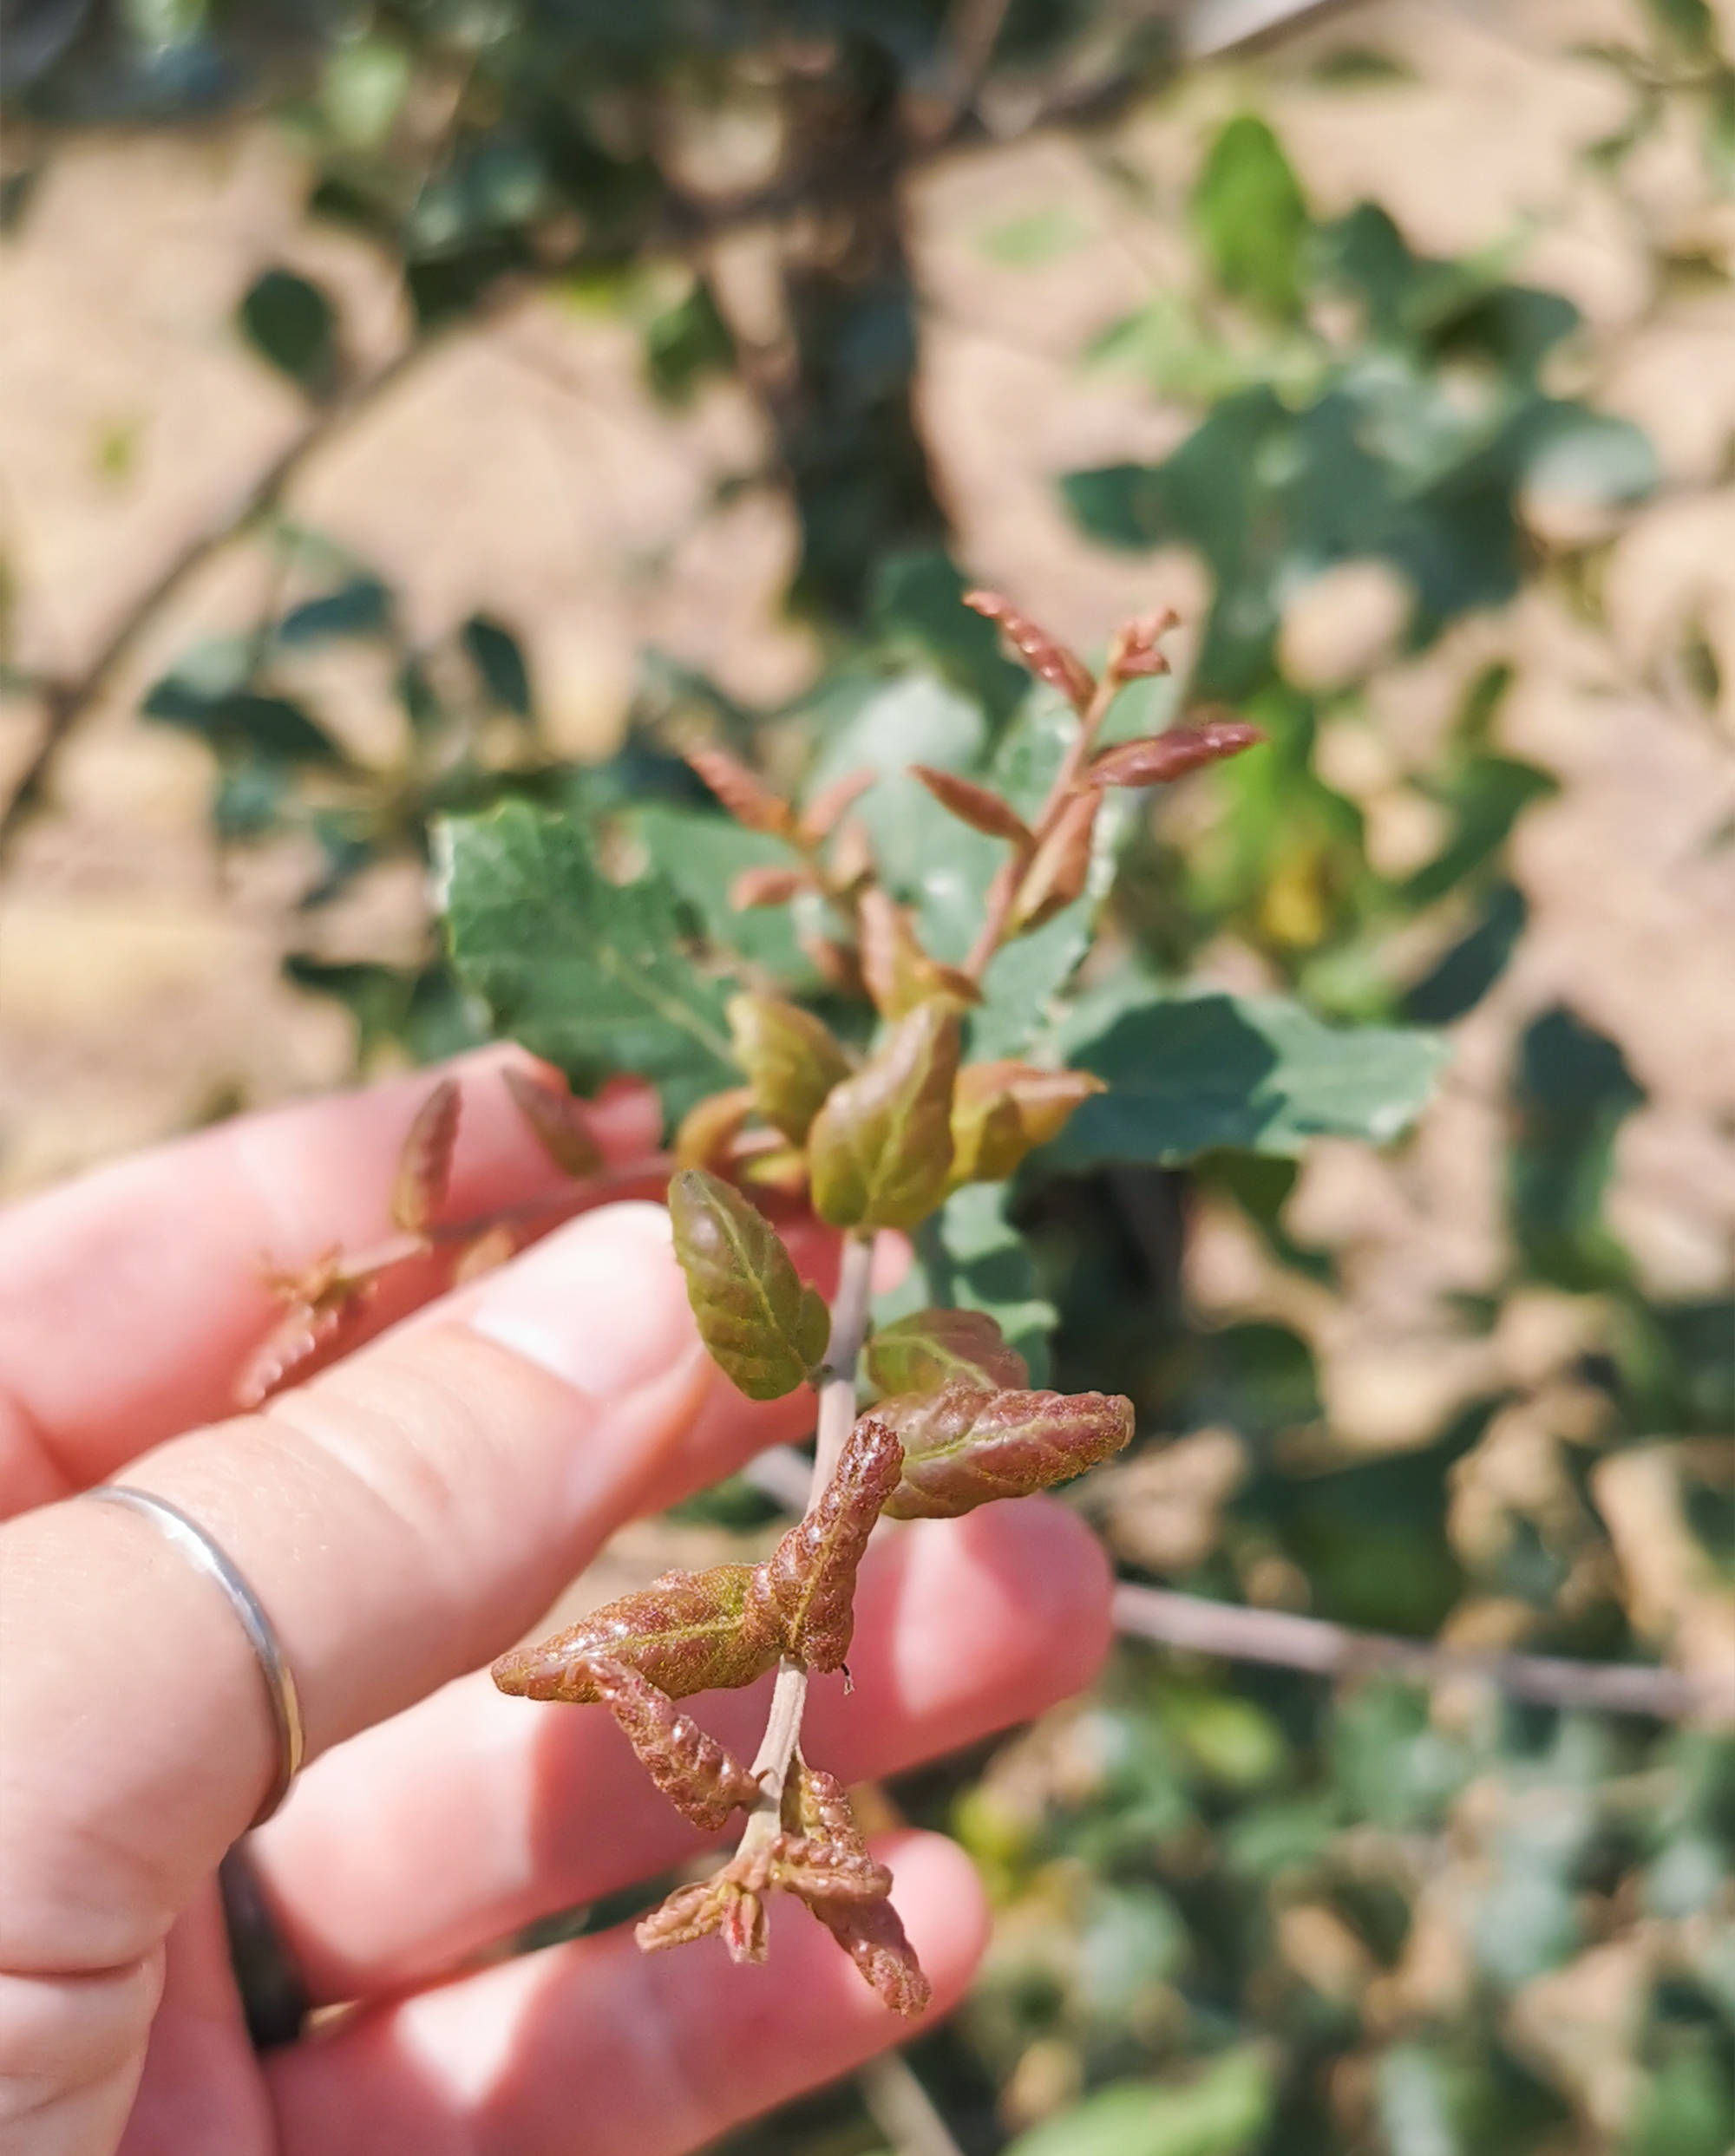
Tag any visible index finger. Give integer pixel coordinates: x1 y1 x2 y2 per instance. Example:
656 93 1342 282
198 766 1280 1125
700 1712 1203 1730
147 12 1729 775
0 1049 662 1511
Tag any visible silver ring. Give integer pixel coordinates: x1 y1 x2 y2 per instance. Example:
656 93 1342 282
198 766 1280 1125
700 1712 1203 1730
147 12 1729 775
86 1486 306 1827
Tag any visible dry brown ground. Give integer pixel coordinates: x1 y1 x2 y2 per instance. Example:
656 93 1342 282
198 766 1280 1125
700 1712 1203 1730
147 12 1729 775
3 0 1732 1460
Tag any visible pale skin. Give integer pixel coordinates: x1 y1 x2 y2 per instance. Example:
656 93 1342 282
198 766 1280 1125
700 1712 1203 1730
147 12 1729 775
0 1046 1113 2156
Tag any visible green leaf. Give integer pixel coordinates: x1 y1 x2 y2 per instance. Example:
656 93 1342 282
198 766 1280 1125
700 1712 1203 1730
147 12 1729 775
1044 981 1448 1168
441 802 736 1122
880 1181 1058 1387
727 993 853 1143
276 578 391 646
462 614 533 717
1003 2048 1273 2156
866 1308 1029 1397
1509 1003 1642 1290
643 272 734 404
667 1169 830 1401
239 268 338 398
143 657 347 767
809 999 962 1232
631 802 815 987
1192 116 1309 317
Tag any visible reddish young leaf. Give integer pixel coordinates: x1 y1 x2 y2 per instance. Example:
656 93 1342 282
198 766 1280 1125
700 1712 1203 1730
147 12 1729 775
808 998 962 1231
759 1415 904 1671
730 864 812 910
390 1077 461 1233
948 1061 1106 1186
687 745 795 835
1106 606 1180 683
964 590 1096 711
875 1382 1135 1519
909 764 1035 851
501 1066 603 1178
728 993 854 1143
580 1658 763 1831
820 1894 933 2017
674 1085 757 1173
856 889 978 1020
864 1307 1030 1398
782 1758 864 1844
827 817 877 892
451 1222 517 1284
669 1168 831 1399
799 768 875 844
492 1563 781 1702
1006 792 1100 933
1085 716 1264 787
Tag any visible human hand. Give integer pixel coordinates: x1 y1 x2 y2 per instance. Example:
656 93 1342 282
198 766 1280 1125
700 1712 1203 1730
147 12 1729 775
0 1049 1112 2156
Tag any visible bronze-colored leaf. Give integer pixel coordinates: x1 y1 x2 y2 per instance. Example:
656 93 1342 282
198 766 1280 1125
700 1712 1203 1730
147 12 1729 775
501 1065 603 1178
808 998 962 1231
491 1562 781 1702
669 1168 830 1399
730 864 812 910
876 1382 1135 1519
1006 792 1099 934
728 993 854 1143
827 816 876 892
674 1085 757 1174
909 765 1035 851
451 1223 517 1284
800 928 868 999
391 1077 461 1233
760 1415 903 1671
865 1308 1029 1398
1085 715 1264 787
1106 606 1180 683
856 889 979 1020
948 1061 1106 1186
782 1758 864 1845
799 768 875 844
580 1658 763 1831
737 1143 811 1198
821 1897 932 2016
964 590 1096 711
686 745 794 835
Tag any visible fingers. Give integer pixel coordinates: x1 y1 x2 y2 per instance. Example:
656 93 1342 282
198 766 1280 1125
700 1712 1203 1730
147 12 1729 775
1 1203 815 1990
0 1047 663 1511
267 1833 985 2156
253 1496 1113 2001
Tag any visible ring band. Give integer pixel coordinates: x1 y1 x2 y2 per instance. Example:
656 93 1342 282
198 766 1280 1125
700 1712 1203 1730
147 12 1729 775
86 1486 306 1827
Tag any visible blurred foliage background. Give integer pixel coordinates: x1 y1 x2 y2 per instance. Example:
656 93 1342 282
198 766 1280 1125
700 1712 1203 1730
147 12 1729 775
2 2 1733 2153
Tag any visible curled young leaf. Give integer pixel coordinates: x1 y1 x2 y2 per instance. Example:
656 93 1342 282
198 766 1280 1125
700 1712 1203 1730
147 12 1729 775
686 745 795 836
821 1897 933 2017
635 1832 893 1970
501 1065 603 1178
1085 715 1264 787
1106 606 1180 683
728 993 854 1143
668 1168 831 1398
856 889 979 1021
864 1307 1030 1398
782 1758 864 1845
799 768 875 844
674 1085 757 1174
760 1415 904 1671
910 765 1036 852
809 998 962 1231
235 1296 356 1408
491 1562 780 1702
391 1077 460 1233
948 1061 1107 1186
964 590 1096 712
730 863 812 910
580 1658 763 1831
876 1382 1135 1519
1006 792 1099 934
827 816 876 893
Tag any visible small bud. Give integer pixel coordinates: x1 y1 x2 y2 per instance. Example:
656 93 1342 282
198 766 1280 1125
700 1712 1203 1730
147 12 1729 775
948 1061 1106 1186
1106 607 1180 683
1084 716 1264 788
876 1382 1135 1519
580 1658 763 1831
782 1759 864 1846
865 1307 1029 1398
501 1066 603 1179
390 1077 461 1233
759 1416 904 1671
964 591 1096 712
1006 792 1100 933
492 1562 781 1702
669 1169 831 1400
799 768 875 844
728 994 854 1144
809 999 962 1232
235 1297 353 1408
687 745 794 836
451 1222 517 1284
856 889 979 1021
730 864 812 910
674 1086 757 1174
910 765 1036 852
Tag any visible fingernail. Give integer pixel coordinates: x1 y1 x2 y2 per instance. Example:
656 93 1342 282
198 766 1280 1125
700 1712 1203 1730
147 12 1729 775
462 1202 697 1400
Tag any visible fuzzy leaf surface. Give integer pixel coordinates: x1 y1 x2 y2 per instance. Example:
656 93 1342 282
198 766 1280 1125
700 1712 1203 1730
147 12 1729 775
442 803 736 1123
390 1077 460 1232
728 993 853 1142
491 1564 779 1703
669 1169 829 1399
878 1382 1135 1519
865 1308 1030 1398
761 1415 904 1669
808 998 962 1230
500 1066 603 1177
581 1658 763 1831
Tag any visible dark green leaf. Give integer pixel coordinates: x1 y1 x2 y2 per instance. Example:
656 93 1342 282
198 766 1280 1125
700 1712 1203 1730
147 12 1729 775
643 273 734 404
276 578 391 646
462 614 532 717
239 268 338 398
1509 1003 1643 1290
441 802 736 1122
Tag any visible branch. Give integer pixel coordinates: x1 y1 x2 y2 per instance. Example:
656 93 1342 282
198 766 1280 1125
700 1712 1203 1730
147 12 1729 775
856 2053 966 2156
1112 1582 1716 1722
0 340 425 859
